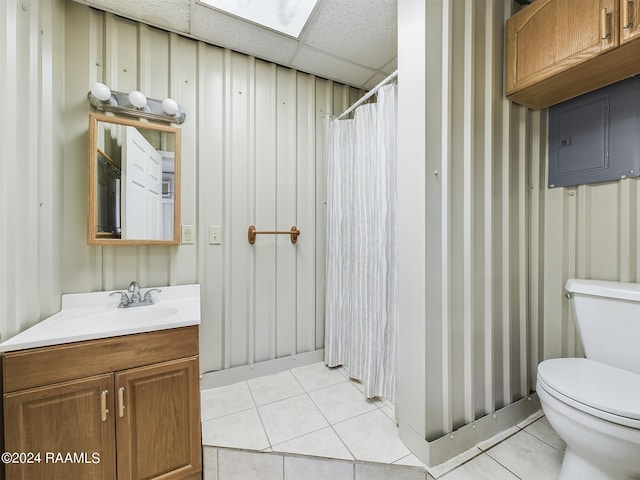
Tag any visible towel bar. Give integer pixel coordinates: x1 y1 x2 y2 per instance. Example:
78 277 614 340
248 225 300 244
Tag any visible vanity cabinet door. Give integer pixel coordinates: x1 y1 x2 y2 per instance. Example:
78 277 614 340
115 357 201 480
3 374 116 480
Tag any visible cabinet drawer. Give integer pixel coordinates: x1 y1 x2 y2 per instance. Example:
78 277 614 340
2 326 198 393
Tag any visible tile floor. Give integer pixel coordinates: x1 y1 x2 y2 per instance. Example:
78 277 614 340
201 362 566 480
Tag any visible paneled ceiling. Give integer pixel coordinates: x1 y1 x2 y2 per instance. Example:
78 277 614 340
71 0 398 90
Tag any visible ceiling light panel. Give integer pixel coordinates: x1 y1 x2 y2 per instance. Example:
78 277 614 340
199 0 319 37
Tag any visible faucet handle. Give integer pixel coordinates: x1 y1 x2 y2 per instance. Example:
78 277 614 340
143 289 162 305
109 291 130 308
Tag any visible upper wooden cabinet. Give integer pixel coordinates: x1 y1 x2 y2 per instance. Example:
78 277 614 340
506 0 640 110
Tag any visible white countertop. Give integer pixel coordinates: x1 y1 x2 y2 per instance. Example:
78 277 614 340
0 284 201 353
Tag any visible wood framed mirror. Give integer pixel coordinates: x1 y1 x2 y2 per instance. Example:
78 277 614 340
87 113 181 245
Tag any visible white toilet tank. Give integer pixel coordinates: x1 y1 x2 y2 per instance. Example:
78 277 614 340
566 278 640 374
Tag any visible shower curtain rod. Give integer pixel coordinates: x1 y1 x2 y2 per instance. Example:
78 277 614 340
336 69 398 120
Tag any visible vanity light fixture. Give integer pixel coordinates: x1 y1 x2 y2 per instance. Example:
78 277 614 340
87 82 186 124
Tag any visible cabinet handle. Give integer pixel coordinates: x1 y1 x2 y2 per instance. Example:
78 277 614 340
601 8 611 39
117 387 125 418
101 390 109 422
623 1 633 29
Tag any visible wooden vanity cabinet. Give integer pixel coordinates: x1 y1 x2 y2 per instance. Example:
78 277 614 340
506 0 640 110
1 326 202 480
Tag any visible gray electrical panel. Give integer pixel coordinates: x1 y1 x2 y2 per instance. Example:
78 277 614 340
548 76 640 188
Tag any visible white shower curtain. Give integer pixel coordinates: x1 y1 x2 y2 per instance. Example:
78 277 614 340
325 84 398 401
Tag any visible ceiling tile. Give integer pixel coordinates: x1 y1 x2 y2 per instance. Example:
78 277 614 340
302 0 396 70
74 0 191 33
191 3 300 66
291 46 377 90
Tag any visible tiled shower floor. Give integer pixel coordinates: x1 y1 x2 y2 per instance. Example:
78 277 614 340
201 362 566 480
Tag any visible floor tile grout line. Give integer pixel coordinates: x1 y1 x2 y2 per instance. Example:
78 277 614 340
245 380 276 451
246 371 306 407
519 427 566 454
481 450 526 480
303 379 359 461
291 363 351 393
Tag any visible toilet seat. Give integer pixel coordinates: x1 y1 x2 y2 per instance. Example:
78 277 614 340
537 358 640 429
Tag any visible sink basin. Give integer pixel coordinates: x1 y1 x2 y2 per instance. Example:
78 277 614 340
0 284 200 352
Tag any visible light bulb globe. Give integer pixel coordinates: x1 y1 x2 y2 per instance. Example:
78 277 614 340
162 98 180 116
91 82 112 102
128 90 147 109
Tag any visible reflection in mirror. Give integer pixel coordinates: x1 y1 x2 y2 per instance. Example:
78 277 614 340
88 113 181 245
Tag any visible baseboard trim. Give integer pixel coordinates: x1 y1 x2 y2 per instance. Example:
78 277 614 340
399 394 542 467
199 349 325 390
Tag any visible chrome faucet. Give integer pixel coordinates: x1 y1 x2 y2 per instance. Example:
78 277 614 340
109 281 162 308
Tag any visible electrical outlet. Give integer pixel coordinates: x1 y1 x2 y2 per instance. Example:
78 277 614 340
181 225 195 244
209 226 222 245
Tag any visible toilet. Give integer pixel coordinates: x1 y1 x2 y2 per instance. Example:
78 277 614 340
537 279 640 480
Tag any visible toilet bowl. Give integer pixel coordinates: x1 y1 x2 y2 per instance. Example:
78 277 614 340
537 279 640 480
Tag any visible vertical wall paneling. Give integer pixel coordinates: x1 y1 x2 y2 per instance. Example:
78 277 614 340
227 51 252 368
3 0 20 336
170 33 198 286
38 0 64 317
461 0 475 426
0 0 12 338
0 3 366 378
1 0 65 343
397 0 429 451
247 56 257 367
528 109 545 392
314 79 332 351
398 0 545 465
63 2 98 294
440 0 453 435
482 0 496 416
198 42 226 373
254 60 278 364
275 67 298 359
296 72 317 354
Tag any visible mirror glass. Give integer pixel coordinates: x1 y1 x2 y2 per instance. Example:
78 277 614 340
88 113 181 245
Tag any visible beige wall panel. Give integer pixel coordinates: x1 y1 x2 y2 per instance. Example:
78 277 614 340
0 0 65 343
168 33 198 286
226 51 254 368
197 43 226 373
275 67 297 359
254 60 278 364
296 72 317 354
397 0 429 442
314 78 332 351
63 2 102 294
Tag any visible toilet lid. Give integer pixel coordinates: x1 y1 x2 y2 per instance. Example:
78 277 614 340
537 358 640 423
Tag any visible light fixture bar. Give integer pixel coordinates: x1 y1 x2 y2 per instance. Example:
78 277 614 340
87 84 186 124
